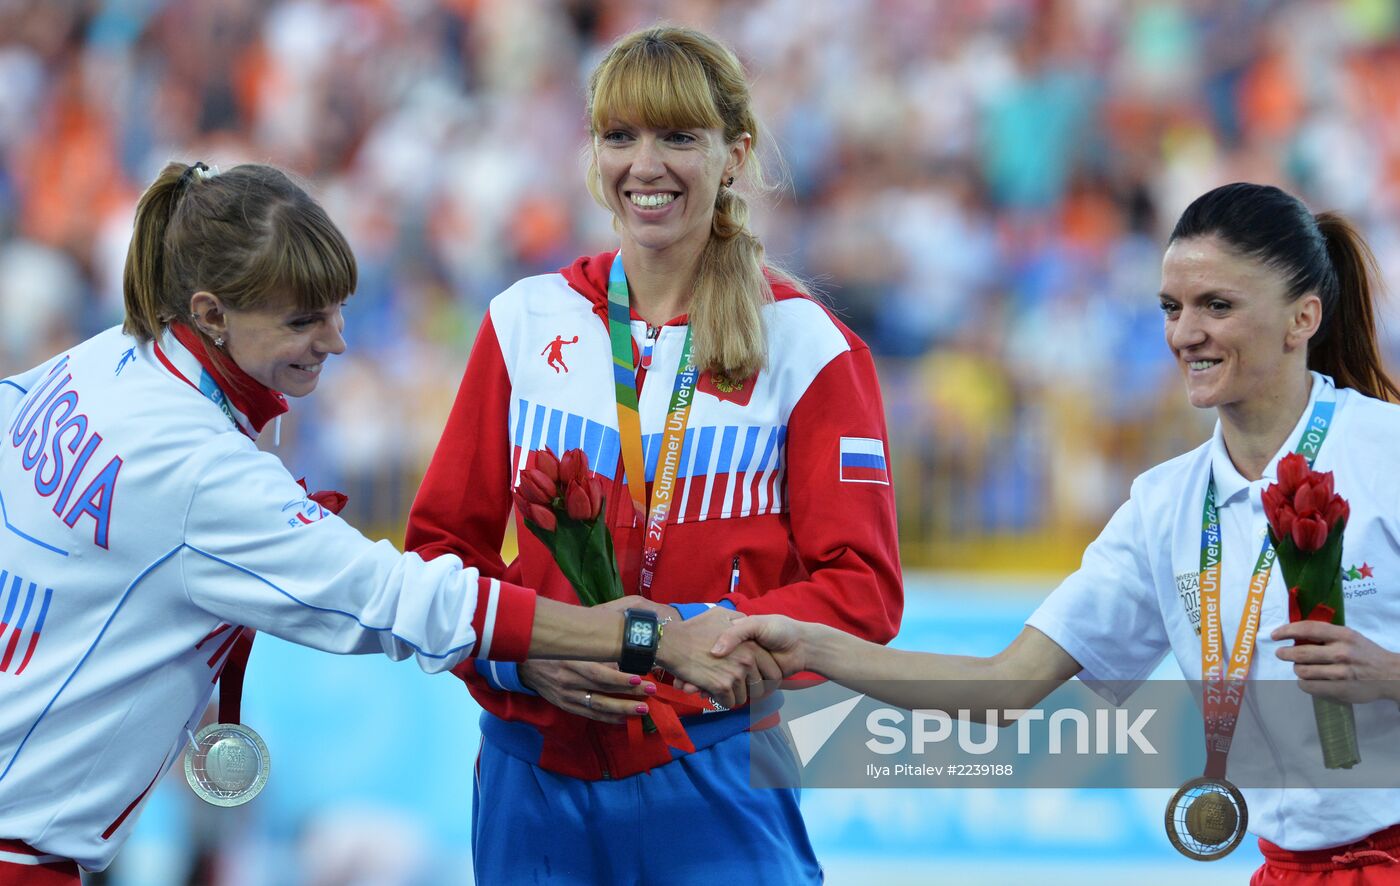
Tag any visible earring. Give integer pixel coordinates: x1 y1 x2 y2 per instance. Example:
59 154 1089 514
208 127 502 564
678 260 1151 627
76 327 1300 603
725 176 734 187
214 336 225 348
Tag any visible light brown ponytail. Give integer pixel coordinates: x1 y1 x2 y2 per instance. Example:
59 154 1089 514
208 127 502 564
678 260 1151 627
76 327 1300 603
1313 212 1400 402
122 162 189 341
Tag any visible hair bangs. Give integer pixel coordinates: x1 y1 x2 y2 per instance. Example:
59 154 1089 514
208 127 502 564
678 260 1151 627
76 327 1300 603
252 200 358 313
590 39 724 134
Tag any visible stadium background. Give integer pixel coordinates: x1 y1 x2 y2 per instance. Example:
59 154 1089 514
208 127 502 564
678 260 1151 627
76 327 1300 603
3 0 1398 882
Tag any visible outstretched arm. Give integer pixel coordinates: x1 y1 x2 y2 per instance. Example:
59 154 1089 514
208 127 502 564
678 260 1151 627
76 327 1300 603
713 474 1170 716
712 617 1082 713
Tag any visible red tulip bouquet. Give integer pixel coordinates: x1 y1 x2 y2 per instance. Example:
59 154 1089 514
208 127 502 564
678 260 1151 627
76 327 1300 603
513 447 700 752
512 447 622 608
1261 452 1359 769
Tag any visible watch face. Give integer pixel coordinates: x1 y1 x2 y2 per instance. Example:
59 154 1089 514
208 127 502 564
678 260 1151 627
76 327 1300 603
627 620 656 646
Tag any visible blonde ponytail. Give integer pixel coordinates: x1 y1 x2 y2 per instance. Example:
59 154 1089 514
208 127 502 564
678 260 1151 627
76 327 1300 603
689 186 771 380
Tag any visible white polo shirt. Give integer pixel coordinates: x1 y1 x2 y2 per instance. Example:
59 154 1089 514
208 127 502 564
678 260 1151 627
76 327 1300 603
1029 372 1400 850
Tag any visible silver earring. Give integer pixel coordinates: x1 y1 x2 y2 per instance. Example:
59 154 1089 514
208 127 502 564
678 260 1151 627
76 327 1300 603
214 336 225 348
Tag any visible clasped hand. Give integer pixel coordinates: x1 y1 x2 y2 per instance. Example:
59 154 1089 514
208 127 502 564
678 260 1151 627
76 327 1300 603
519 598 783 723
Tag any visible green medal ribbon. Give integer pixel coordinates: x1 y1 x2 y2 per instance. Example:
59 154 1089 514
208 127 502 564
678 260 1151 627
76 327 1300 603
1197 396 1334 776
608 253 699 592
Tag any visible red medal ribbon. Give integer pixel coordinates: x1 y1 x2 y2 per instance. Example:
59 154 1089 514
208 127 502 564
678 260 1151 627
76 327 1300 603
625 682 706 754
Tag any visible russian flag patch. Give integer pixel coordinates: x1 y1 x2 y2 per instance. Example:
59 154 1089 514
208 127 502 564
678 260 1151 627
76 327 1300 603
839 437 889 484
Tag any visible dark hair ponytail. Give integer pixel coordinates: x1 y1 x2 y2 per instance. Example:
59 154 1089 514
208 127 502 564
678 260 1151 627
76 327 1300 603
1312 212 1400 401
1170 182 1399 402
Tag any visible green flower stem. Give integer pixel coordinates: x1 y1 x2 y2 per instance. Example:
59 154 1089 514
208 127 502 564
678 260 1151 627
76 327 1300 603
1313 696 1360 770
1272 522 1361 769
525 499 656 734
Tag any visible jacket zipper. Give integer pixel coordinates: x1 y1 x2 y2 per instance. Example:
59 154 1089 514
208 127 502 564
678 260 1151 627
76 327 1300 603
588 723 612 779
641 323 661 370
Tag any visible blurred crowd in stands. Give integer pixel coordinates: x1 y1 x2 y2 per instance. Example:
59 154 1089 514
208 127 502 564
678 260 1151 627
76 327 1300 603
4 0 1400 569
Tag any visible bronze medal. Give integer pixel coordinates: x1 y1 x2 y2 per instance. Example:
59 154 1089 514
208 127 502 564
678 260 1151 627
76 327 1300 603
1164 776 1248 860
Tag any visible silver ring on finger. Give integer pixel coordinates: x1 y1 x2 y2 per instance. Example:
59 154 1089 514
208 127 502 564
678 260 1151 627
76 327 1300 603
584 692 593 710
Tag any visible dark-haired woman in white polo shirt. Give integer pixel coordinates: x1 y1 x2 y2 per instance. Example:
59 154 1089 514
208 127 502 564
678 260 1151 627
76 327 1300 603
719 182 1400 884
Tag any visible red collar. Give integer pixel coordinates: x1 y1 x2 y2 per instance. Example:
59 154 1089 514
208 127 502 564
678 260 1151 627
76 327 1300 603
168 323 288 435
559 250 807 328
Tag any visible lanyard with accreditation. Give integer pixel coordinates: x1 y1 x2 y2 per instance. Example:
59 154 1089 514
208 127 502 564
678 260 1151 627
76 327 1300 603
153 332 273 808
608 254 699 593
1166 393 1335 860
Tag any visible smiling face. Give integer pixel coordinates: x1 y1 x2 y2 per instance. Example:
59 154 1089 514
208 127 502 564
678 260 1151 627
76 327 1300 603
193 290 347 397
593 120 747 260
1159 235 1320 413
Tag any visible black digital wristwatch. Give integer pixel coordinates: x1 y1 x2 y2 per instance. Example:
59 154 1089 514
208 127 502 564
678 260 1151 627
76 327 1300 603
619 609 661 675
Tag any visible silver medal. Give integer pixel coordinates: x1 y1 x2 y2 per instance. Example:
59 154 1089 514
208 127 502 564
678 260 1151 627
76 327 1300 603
184 722 270 807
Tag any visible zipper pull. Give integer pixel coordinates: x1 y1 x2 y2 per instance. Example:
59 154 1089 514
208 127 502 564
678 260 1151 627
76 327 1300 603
640 324 660 370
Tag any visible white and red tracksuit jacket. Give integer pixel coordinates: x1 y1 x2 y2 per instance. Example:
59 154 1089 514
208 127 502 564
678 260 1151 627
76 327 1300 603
407 251 902 780
0 324 536 871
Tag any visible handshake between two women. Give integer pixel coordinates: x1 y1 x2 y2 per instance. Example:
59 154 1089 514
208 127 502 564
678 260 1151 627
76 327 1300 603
519 597 790 723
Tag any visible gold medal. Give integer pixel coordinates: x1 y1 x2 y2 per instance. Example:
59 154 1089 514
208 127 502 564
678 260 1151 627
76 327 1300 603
1165 776 1248 860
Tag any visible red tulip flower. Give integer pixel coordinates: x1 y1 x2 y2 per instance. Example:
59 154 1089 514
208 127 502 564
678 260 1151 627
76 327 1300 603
1261 450 1357 769
518 467 559 507
309 490 348 515
1290 513 1329 554
1261 485 1295 540
565 476 604 521
535 447 560 485
514 492 557 531
514 447 623 609
560 449 588 486
1264 454 1348 554
1276 450 1310 497
1323 494 1349 530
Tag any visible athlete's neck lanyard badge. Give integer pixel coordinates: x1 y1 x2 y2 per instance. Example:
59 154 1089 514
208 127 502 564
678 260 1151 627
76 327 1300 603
173 361 271 807
608 253 699 593
1165 395 1335 860
184 630 269 806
